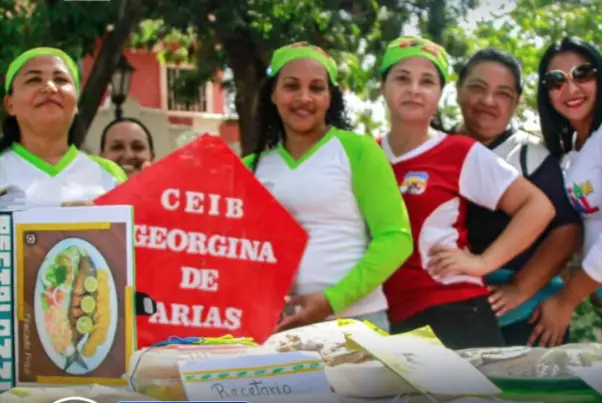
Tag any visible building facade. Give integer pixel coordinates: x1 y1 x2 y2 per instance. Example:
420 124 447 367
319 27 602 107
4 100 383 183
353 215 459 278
81 48 240 159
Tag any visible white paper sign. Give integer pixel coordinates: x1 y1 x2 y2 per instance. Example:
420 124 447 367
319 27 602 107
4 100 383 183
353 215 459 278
569 362 602 395
179 351 337 402
350 333 501 396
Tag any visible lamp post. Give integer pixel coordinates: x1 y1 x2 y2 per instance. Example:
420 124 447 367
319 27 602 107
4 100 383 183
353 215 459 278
111 54 135 120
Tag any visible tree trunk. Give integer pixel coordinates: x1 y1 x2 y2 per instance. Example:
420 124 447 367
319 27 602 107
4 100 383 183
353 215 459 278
75 0 143 147
220 29 266 157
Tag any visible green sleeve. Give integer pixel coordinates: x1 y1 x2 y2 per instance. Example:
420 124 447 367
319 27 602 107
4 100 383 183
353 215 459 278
324 131 413 314
88 155 128 184
242 154 256 170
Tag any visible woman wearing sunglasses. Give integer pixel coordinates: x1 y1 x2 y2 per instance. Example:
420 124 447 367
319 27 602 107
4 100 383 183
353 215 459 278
378 37 554 348
532 36 602 345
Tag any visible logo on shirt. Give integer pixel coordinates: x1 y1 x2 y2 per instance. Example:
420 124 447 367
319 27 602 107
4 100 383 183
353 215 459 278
400 171 429 195
568 180 600 214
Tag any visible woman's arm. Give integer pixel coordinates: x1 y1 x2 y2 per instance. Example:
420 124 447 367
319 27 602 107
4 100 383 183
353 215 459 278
324 134 413 313
556 231 602 310
491 223 581 313
481 177 555 273
527 268 600 346
492 155 583 311
428 143 554 277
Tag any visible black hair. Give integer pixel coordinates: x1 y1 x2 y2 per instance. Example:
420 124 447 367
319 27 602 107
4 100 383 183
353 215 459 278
537 37 602 158
0 89 82 154
458 48 524 95
249 76 351 172
100 117 155 155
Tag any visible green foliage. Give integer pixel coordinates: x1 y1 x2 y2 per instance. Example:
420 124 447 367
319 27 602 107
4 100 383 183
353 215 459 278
0 0 477 146
0 0 117 85
569 298 602 343
130 0 477 145
449 0 602 126
0 0 118 122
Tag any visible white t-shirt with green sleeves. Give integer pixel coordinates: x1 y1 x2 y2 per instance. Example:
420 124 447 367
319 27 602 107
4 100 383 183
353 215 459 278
244 127 413 318
0 143 126 211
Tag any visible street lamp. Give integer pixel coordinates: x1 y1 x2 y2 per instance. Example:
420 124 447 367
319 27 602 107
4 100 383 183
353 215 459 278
111 54 135 120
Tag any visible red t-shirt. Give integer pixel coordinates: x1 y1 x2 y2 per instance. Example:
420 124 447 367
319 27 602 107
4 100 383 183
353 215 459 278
379 132 519 323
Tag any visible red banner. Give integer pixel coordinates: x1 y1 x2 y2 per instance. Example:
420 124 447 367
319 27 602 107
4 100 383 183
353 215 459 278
95 134 308 347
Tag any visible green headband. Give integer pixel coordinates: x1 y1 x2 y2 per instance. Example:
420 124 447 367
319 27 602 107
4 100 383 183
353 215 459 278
380 37 450 84
267 42 338 85
5 47 80 93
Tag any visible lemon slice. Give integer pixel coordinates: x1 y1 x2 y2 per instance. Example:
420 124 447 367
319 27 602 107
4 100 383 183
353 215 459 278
76 316 93 334
81 295 96 314
84 276 98 293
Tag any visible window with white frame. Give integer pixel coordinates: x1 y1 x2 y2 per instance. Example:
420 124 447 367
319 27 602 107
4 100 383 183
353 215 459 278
165 66 208 112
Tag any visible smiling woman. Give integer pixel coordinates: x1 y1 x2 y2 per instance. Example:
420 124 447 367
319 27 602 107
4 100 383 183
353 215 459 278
243 42 413 332
0 47 127 211
99 117 155 177
377 37 555 349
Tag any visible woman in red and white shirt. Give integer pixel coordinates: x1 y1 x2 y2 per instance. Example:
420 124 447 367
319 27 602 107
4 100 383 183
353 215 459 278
378 37 555 349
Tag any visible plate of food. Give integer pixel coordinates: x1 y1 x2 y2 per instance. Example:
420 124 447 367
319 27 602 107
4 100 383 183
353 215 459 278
34 238 118 375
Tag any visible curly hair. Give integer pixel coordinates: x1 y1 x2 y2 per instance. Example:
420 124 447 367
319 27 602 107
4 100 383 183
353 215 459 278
249 76 352 173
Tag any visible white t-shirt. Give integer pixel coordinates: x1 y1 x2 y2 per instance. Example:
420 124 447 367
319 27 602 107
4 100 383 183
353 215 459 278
564 126 602 282
0 143 126 211
244 128 412 318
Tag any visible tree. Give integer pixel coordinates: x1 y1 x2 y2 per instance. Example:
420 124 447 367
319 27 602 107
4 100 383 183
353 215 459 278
447 0 602 128
137 0 478 154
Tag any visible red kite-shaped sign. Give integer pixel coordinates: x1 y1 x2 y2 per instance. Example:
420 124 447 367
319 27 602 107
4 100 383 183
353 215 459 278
95 134 308 347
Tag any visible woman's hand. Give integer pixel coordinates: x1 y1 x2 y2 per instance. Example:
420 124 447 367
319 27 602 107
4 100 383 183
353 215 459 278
488 283 527 317
427 245 490 278
528 295 573 347
275 294 333 332
61 201 94 207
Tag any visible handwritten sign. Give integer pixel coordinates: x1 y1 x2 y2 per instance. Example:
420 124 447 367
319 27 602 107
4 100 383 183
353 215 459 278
569 363 602 395
350 333 501 397
95 134 308 347
179 351 336 402
0 213 14 393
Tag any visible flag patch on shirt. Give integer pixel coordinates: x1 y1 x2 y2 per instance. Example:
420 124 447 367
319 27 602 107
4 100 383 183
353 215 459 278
400 171 429 195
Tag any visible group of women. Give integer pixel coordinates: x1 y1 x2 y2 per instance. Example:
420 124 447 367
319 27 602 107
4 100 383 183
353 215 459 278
1 35 601 350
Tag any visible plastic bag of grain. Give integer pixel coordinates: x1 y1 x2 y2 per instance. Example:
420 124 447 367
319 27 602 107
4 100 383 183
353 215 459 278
126 337 274 400
265 320 445 399
322 325 443 399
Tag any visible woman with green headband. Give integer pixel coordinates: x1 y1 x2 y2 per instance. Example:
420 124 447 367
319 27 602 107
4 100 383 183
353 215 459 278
0 47 126 211
243 42 413 332
377 37 554 348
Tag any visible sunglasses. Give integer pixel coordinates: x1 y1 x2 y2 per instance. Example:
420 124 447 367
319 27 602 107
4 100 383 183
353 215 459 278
542 63 598 91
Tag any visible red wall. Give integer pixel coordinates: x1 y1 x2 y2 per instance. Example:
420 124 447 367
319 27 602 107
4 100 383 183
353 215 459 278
81 44 239 142
212 70 226 115
82 49 162 109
